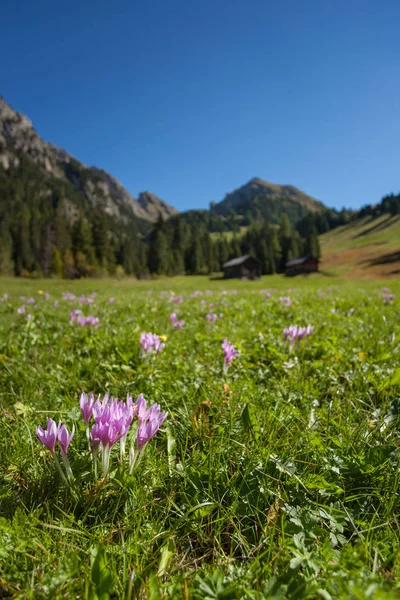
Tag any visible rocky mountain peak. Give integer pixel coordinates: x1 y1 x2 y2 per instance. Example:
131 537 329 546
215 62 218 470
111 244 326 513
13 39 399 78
0 96 177 222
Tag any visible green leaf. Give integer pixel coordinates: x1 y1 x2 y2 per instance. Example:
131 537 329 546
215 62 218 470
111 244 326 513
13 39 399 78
157 537 175 577
90 545 114 600
241 403 260 440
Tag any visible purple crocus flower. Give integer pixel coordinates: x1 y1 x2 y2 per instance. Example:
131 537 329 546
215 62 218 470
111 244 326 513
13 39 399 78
222 339 239 369
109 297 115 304
27 297 35 305
80 392 95 427
140 332 165 354
88 392 138 476
17 305 26 315
136 402 168 451
283 324 313 352
84 316 99 328
171 296 182 303
206 313 218 323
383 293 395 304
54 300 58 308
36 418 58 453
170 314 184 328
57 423 75 455
44 292 51 301
279 296 292 307
70 309 82 323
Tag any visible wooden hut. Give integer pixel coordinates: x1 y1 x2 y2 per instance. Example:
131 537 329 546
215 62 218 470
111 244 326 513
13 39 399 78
285 255 319 276
222 255 261 280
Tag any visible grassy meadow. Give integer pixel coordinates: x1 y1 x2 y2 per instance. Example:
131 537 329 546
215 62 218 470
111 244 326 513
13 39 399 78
320 215 400 278
0 274 400 599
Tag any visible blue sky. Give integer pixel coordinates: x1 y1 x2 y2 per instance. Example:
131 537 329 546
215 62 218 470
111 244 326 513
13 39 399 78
1 0 399 212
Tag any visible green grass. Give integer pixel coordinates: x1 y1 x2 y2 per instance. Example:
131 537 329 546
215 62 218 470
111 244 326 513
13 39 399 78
0 276 400 599
320 214 400 252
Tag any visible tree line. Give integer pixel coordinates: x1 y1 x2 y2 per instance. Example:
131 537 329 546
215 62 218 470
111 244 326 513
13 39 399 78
0 154 323 278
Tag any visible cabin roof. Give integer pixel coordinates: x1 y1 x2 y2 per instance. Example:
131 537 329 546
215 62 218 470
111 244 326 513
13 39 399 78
222 254 257 268
285 255 313 267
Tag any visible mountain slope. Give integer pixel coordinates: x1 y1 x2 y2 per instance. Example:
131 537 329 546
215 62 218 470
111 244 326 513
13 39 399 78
0 96 177 223
320 214 400 278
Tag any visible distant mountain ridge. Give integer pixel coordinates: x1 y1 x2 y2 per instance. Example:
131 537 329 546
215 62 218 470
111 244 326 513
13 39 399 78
215 177 324 214
0 96 177 223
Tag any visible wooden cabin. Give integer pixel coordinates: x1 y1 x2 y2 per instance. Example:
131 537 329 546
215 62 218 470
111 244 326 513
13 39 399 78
222 255 261 280
285 255 319 276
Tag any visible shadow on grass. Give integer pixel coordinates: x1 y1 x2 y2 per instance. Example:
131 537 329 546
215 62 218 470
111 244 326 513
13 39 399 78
354 215 399 239
362 250 400 266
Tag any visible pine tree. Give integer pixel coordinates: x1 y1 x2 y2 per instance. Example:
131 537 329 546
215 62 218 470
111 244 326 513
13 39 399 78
0 223 14 275
148 229 168 275
72 219 95 264
50 247 63 277
91 211 109 267
63 249 75 279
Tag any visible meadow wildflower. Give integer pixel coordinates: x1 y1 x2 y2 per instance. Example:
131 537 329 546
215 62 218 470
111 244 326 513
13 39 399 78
383 293 395 304
222 339 239 371
57 423 75 480
170 313 185 328
140 332 165 354
36 418 58 452
283 324 313 352
279 296 292 307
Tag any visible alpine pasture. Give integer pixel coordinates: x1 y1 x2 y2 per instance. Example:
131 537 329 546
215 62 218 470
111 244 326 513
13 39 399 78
0 275 399 599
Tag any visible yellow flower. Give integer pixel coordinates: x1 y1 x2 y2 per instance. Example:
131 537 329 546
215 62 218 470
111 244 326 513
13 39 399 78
159 334 168 342
38 290 44 295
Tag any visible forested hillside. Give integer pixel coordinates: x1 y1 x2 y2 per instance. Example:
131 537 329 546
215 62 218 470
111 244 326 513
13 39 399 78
1 95 399 279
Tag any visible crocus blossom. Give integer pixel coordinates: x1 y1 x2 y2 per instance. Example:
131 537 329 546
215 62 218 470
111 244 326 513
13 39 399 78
279 296 292 307
136 403 168 451
17 305 26 315
36 418 58 453
170 313 185 328
71 310 99 328
383 293 395 304
80 392 95 427
140 332 165 354
206 313 218 323
58 423 75 455
222 339 239 370
283 324 313 352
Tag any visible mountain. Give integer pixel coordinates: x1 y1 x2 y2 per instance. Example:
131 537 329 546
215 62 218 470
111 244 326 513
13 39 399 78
175 177 328 234
0 96 177 223
137 191 178 221
215 177 323 216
